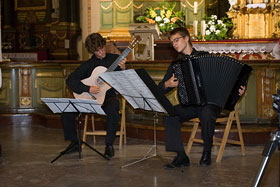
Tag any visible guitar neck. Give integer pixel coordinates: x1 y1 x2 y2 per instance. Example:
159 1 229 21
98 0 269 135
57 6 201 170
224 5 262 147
107 47 131 72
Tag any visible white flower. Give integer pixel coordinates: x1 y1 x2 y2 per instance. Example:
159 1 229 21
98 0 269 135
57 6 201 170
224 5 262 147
155 16 162 22
211 15 217 20
208 21 214 25
159 23 165 27
215 30 221 34
210 25 216 32
163 18 170 23
217 20 223 24
206 30 211 35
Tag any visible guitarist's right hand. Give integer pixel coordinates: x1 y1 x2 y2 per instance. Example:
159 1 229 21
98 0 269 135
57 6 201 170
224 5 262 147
89 86 100 94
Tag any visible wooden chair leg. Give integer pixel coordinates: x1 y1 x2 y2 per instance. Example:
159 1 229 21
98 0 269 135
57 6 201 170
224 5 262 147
91 115 96 144
82 115 89 149
186 122 199 155
216 112 234 162
119 98 126 150
123 99 127 145
235 110 246 156
119 118 124 150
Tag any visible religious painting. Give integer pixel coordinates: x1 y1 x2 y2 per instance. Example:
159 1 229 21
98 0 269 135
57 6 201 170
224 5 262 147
15 0 47 10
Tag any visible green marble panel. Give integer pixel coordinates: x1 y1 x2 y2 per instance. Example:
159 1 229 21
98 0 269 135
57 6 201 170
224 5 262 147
0 69 18 109
101 11 113 29
114 9 133 27
238 70 257 121
100 2 113 30
33 68 65 109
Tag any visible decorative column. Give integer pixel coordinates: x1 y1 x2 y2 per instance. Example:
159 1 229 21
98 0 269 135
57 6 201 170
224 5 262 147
70 0 79 26
2 0 16 51
49 0 80 59
59 0 69 24
257 69 276 120
69 0 80 59
19 68 32 108
44 0 53 23
3 0 13 28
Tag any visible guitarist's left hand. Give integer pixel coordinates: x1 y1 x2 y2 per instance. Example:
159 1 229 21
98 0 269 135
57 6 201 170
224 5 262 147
119 58 127 70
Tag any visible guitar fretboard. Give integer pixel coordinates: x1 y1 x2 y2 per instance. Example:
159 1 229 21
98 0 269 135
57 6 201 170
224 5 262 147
107 47 131 72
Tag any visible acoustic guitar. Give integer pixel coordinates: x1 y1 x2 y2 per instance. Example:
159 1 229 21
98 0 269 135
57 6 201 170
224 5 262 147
73 36 140 104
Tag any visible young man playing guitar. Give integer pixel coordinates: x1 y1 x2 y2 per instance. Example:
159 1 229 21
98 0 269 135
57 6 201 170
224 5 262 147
61 33 127 159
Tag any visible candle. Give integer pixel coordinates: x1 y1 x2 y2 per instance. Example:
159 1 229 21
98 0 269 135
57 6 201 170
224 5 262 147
201 20 206 36
194 1 198 14
193 20 198 36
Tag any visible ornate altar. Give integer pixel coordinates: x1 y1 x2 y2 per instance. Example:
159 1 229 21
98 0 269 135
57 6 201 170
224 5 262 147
227 0 280 39
1 0 81 60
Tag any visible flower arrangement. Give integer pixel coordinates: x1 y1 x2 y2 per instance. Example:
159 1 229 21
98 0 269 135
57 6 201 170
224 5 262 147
136 4 185 34
204 15 233 40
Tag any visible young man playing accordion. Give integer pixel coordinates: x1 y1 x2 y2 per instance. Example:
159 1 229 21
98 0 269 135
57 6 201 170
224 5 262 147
158 27 246 169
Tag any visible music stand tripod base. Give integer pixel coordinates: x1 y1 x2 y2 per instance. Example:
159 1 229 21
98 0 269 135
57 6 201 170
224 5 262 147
41 98 109 163
121 113 164 169
51 112 109 163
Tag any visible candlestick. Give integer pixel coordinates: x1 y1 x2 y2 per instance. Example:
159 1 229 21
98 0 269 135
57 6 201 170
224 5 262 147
194 1 198 14
193 20 198 36
201 20 206 36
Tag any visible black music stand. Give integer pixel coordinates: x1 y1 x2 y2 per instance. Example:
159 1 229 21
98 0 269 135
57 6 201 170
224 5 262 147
100 68 175 168
41 98 109 163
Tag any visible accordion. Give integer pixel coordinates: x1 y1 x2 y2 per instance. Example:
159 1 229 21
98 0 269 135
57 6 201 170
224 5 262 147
172 54 252 111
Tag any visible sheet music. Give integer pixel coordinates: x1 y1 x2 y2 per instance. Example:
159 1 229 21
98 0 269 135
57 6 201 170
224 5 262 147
100 69 166 113
41 98 105 115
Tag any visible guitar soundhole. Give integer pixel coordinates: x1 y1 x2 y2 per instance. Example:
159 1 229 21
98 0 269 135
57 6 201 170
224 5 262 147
96 78 104 86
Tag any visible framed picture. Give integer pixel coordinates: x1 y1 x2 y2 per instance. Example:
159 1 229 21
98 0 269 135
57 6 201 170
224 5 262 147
15 0 47 10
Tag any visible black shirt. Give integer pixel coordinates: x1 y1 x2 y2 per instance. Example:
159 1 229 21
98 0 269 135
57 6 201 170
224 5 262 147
66 53 122 98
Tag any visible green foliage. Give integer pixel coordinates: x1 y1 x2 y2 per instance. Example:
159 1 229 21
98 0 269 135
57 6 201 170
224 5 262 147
204 15 233 40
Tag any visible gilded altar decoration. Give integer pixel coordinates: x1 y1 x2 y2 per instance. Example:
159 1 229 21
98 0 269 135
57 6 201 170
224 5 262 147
227 0 280 39
135 3 185 34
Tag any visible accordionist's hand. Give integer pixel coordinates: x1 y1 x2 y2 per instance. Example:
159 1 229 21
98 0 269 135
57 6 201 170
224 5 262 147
89 85 100 94
238 86 246 96
165 74 178 88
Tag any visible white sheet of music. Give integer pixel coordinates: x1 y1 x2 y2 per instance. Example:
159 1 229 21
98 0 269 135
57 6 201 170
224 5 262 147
100 69 166 113
41 98 105 115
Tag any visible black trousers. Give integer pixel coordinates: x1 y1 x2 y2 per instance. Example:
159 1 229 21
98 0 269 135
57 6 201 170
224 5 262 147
61 97 120 145
164 104 221 152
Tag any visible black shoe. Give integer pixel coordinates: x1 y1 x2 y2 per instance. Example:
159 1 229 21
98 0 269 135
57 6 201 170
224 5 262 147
104 145 114 159
63 142 80 155
164 155 190 169
200 151 211 166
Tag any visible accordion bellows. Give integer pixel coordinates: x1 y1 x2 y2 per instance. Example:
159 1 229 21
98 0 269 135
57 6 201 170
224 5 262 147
172 55 252 111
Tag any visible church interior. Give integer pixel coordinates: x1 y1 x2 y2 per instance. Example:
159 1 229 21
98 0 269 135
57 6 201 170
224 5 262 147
0 0 280 186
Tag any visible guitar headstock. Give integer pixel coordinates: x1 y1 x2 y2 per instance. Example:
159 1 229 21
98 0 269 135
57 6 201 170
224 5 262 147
128 36 141 49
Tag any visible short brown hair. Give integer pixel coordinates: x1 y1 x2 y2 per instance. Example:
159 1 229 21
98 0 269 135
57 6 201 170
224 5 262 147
85 33 106 54
170 27 192 47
